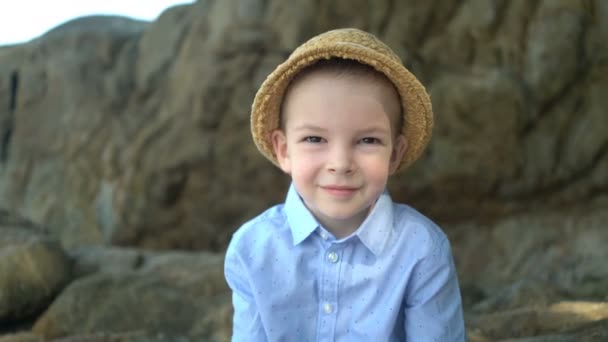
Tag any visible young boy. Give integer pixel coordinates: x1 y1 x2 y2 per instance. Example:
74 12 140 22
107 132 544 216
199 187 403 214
224 28 465 341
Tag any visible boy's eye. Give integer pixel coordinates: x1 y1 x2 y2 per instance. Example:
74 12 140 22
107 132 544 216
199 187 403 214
303 136 324 143
360 137 381 144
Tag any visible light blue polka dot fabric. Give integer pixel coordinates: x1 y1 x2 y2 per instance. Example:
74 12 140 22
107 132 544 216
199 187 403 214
225 184 465 341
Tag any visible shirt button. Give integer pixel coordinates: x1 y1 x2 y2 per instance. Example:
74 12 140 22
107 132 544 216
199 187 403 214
320 231 329 240
323 303 334 314
327 252 339 263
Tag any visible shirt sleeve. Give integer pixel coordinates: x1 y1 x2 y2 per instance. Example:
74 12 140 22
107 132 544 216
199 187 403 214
403 237 466 341
224 238 267 341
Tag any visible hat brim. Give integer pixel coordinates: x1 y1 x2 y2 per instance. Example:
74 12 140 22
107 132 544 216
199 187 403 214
251 42 433 172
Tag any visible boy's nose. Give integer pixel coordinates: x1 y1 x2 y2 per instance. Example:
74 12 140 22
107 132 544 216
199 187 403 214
327 146 354 174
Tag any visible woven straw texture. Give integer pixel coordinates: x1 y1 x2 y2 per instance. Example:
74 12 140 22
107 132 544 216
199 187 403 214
251 28 433 172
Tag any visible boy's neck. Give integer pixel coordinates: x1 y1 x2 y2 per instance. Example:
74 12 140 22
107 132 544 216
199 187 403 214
312 206 373 239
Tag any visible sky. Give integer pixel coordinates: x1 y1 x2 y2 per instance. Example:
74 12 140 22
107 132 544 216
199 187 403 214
0 0 194 46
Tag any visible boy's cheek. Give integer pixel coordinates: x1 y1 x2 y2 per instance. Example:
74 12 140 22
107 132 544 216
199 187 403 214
289 155 320 176
276 153 292 174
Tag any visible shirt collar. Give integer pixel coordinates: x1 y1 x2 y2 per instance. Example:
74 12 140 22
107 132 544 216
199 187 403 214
355 189 394 257
285 183 319 245
284 183 395 256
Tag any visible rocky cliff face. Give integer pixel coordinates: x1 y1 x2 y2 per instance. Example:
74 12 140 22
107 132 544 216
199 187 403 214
0 0 607 340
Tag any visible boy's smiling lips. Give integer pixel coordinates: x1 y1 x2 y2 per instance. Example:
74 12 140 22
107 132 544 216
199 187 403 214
320 185 359 197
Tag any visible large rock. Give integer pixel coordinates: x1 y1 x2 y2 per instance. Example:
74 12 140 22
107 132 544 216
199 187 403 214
32 251 231 341
0 211 71 324
451 202 608 340
0 0 606 250
468 302 608 341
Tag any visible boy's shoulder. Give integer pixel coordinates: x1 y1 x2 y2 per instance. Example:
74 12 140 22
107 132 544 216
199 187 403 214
391 201 450 255
227 203 290 253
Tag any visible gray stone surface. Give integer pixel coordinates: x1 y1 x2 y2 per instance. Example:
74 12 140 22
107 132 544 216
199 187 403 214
0 0 605 250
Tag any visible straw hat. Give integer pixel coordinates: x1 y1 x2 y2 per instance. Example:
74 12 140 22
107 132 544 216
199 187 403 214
251 28 433 172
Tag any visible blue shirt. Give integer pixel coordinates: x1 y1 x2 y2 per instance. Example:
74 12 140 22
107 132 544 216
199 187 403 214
224 184 465 341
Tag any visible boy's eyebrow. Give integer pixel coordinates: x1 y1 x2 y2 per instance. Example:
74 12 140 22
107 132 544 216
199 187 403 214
357 126 391 134
292 125 391 134
293 124 328 132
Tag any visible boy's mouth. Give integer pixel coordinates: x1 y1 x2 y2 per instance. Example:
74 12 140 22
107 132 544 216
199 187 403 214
320 185 359 197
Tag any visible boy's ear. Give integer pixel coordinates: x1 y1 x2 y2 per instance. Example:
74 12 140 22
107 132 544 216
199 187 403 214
271 129 291 174
389 135 407 175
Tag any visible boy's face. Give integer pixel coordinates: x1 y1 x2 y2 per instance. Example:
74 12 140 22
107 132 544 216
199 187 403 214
271 71 407 235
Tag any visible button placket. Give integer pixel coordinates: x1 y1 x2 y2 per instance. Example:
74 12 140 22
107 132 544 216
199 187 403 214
317 243 347 340
318 245 341 340
322 248 340 315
